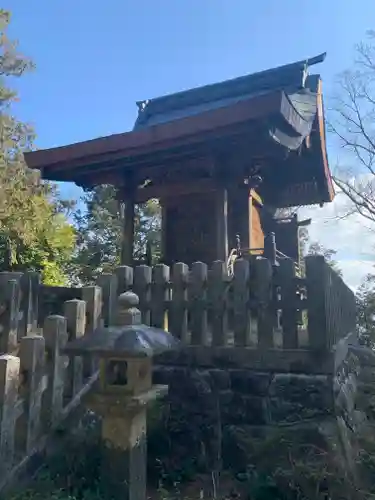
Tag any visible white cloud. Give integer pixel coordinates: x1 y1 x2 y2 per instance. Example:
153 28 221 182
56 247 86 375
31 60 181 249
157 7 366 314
299 192 375 289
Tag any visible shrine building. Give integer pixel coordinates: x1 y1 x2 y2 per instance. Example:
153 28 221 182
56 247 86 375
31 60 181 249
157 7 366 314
24 53 334 268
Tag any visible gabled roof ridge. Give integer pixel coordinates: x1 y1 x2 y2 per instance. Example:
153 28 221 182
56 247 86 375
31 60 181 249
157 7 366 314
134 53 326 129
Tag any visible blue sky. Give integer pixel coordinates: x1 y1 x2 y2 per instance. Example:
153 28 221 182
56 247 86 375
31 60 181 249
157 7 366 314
9 0 373 147
6 0 375 287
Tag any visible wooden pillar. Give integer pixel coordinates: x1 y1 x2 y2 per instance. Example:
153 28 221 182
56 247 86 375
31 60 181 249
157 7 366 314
249 190 265 254
215 188 228 262
118 182 136 267
122 198 135 266
160 202 168 264
248 194 253 250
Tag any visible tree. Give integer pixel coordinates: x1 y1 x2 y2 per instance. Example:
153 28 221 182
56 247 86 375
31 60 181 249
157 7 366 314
295 220 342 275
356 274 375 341
71 185 161 284
10 187 76 285
0 10 75 285
305 241 343 276
330 30 375 224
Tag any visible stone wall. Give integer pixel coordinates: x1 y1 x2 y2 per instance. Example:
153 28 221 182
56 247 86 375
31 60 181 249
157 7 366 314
349 340 375 423
151 335 370 486
154 366 335 427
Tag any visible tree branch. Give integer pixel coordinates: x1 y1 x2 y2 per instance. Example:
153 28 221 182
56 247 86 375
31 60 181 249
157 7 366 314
330 33 375 226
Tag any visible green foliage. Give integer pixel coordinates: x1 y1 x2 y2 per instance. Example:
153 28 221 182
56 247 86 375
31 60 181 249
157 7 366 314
0 10 75 284
5 413 103 500
357 274 375 340
6 404 375 500
71 185 161 284
224 425 364 500
306 241 343 276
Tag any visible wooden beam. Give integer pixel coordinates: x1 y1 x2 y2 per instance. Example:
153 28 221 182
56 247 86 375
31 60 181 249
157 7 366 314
316 78 335 201
25 91 280 173
136 178 217 203
215 189 228 261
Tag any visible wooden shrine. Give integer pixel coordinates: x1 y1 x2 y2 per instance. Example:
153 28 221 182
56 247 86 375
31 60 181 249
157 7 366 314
24 53 334 267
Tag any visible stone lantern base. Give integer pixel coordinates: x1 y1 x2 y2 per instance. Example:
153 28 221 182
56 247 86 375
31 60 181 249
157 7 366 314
84 384 168 500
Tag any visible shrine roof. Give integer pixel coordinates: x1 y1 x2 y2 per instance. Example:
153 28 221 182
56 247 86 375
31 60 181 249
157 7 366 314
23 53 334 207
134 54 325 130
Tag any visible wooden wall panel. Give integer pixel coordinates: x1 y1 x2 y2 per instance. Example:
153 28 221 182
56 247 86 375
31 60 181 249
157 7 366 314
162 192 217 265
227 187 250 252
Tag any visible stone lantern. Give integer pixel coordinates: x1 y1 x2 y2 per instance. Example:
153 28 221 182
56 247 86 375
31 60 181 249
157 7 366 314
65 291 180 500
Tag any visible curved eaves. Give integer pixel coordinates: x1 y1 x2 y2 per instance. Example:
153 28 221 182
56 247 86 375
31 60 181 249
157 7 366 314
267 90 317 150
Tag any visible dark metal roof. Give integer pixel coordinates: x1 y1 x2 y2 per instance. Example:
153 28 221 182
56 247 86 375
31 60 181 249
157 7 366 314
134 53 326 130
